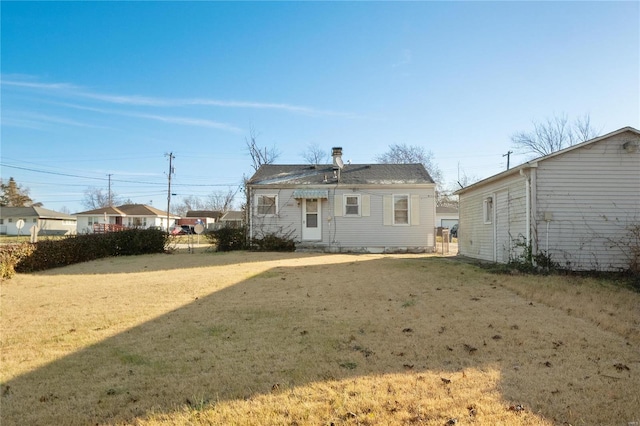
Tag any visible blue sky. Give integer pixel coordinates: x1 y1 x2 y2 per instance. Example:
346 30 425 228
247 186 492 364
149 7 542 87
2 1 638 214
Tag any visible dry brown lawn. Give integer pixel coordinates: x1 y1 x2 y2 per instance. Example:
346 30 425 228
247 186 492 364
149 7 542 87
1 250 638 425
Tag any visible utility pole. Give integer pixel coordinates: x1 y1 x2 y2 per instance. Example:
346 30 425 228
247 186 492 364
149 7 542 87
166 152 175 232
503 150 513 170
107 174 113 206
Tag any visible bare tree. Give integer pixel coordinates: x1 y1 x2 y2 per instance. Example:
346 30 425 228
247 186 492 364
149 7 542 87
455 170 481 189
511 113 599 157
300 143 330 165
437 170 481 209
375 143 443 185
172 195 205 216
206 187 239 212
82 187 120 210
246 127 280 171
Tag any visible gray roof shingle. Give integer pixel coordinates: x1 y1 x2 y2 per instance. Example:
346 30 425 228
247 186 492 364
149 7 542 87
248 163 434 186
0 206 75 220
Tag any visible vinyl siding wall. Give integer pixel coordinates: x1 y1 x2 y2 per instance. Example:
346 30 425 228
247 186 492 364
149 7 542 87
250 186 436 252
458 174 527 262
0 217 76 235
534 131 640 271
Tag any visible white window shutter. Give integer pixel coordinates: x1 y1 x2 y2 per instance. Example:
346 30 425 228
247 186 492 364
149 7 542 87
334 194 343 217
362 195 370 217
410 195 420 225
383 195 392 226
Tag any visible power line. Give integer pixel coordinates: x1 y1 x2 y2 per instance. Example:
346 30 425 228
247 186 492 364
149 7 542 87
0 163 241 187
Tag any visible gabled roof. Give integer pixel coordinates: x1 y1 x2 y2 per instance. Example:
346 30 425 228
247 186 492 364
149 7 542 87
455 126 640 195
220 211 244 221
186 210 223 219
0 206 75 220
248 163 435 186
118 204 174 217
74 204 178 217
73 206 125 216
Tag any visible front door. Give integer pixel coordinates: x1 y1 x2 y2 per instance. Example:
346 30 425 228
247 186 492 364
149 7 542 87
302 198 321 240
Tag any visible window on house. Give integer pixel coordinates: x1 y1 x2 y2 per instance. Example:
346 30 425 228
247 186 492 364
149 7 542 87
0 219 3 225
8 218 13 223
393 195 409 225
483 196 493 224
344 195 360 216
257 195 277 215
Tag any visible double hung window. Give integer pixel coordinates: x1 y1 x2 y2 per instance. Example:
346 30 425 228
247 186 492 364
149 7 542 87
393 195 409 225
257 195 277 216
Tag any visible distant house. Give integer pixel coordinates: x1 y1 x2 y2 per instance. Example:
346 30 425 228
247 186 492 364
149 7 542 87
436 206 459 229
219 210 244 228
455 126 640 271
180 210 224 229
74 204 180 233
246 147 437 253
0 206 76 236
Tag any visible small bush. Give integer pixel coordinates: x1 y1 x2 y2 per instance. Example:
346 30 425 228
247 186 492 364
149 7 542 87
14 228 168 273
206 226 247 252
506 236 558 274
251 232 296 252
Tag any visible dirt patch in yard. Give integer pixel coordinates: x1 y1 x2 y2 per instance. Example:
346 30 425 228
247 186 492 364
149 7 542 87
1 252 638 425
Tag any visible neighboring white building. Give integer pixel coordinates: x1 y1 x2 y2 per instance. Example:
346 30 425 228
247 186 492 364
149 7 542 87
0 206 77 236
246 147 437 253
436 206 459 229
455 126 640 271
74 204 180 233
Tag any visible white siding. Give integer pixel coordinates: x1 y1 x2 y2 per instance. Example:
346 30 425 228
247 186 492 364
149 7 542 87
250 185 436 252
535 130 640 271
458 174 527 262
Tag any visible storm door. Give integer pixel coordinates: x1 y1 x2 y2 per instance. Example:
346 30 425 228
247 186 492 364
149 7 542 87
302 198 321 240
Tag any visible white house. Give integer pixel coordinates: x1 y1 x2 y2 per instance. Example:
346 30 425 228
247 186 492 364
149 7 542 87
436 206 459 229
0 206 76 236
455 126 640 271
247 147 437 253
74 204 180 233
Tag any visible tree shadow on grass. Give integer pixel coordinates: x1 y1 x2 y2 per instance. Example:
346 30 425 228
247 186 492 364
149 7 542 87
2 256 638 425
32 250 329 276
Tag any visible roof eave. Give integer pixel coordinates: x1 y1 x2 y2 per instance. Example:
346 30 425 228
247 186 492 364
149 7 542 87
455 126 640 195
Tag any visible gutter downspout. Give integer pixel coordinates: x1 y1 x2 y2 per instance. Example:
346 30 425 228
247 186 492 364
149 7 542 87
520 169 531 248
247 186 253 244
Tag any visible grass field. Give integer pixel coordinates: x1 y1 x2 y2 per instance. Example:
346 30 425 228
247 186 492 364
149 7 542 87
1 250 638 425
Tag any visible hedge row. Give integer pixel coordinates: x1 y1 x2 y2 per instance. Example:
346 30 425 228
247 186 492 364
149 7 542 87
0 243 35 279
0 229 168 276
